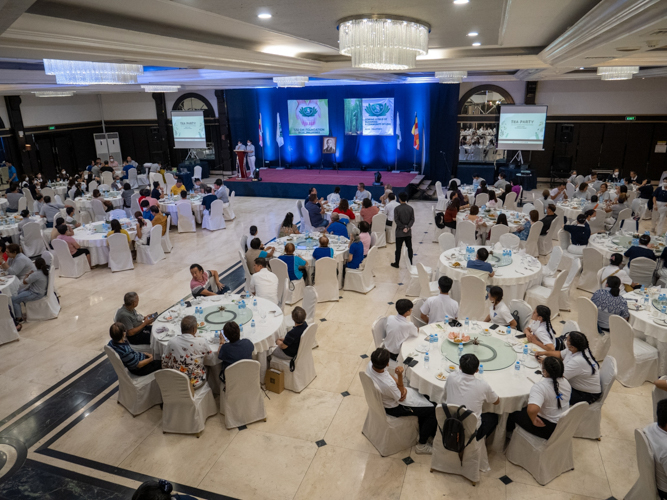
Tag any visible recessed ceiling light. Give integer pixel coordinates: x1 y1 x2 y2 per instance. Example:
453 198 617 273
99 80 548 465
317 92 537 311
579 67 585 70
467 32 478 37
453 0 469 4
472 42 481 46
258 13 272 19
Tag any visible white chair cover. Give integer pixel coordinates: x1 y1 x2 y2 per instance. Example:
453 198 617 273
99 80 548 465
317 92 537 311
401 244 421 297
386 220 396 244
522 203 535 215
135 226 165 265
18 197 27 213
344 246 377 294
164 173 176 194
506 402 588 485
150 172 165 191
371 213 387 248
574 356 617 439
525 270 567 318
98 184 111 192
534 199 545 216
22 188 35 211
40 187 55 200
608 315 658 387
574 175 585 186
456 220 476 246
127 168 139 189
499 233 520 250
475 192 489 207
130 192 141 215
588 209 607 234
90 199 107 222
430 405 490 484
538 215 561 256
410 298 427 330
103 345 162 416
101 171 113 186
522 221 542 257
578 248 604 293
504 192 517 211
194 165 202 180
79 211 92 226
359 371 419 456
488 224 509 245
161 215 173 253
314 257 339 302
509 299 533 331
653 376 667 422
177 203 196 233
52 238 90 278
417 263 438 300
451 178 461 186
438 232 456 253
0 295 19 345
25 261 60 321
270 324 318 393
542 246 563 278
575 297 609 360
626 428 660 500
202 199 226 231
220 360 266 429
372 316 388 348
542 257 581 311
609 207 632 234
270 257 303 305
435 181 448 211
107 233 134 272
223 191 236 220
629 257 656 286
20 222 47 257
154 369 218 435
458 275 486 321
302 286 318 326
89 181 100 193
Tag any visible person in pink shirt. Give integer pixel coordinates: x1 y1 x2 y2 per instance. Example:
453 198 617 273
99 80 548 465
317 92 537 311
56 224 91 266
358 221 372 256
360 198 379 224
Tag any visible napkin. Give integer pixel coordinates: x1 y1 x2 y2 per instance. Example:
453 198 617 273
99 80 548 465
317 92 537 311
493 242 503 253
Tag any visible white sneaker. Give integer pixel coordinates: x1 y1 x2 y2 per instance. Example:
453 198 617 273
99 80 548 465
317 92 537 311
415 443 433 455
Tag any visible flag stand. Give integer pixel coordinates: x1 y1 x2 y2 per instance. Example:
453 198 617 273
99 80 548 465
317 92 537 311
277 147 283 170
410 149 418 174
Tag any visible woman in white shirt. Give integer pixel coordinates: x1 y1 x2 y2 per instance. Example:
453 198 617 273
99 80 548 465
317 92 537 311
507 357 571 440
597 183 612 203
600 253 635 290
486 190 500 208
135 216 152 246
484 286 517 328
537 331 601 405
524 305 559 351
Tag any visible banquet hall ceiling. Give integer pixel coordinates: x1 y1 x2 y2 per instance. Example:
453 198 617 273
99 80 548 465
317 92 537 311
0 0 666 93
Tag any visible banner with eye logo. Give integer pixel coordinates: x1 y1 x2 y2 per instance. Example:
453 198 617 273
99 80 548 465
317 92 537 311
362 98 394 136
287 99 329 135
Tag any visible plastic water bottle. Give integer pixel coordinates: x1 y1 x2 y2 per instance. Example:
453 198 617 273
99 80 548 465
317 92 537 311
246 290 251 300
632 238 639 247
251 319 256 332
644 293 650 307
444 315 450 326
515 360 521 375
522 344 529 361
662 306 666 318
506 326 512 336
239 324 244 337
479 364 484 376
424 351 430 371
465 317 470 333
458 343 464 359
180 299 185 313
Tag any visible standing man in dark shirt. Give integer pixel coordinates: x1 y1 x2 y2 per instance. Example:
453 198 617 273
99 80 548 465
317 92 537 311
217 321 254 381
271 307 307 360
391 192 415 268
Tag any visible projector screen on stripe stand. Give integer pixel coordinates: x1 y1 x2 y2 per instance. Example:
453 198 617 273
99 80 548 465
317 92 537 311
497 105 548 151
172 110 206 149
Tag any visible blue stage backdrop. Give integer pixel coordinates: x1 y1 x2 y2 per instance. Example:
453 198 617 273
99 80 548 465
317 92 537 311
225 83 459 182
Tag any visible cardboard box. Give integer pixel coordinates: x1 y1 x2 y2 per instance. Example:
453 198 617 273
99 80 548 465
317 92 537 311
265 368 284 394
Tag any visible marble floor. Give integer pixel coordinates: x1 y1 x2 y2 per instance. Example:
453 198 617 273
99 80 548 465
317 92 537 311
0 191 653 499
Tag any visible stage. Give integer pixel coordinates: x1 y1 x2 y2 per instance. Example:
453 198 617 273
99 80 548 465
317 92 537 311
225 169 419 199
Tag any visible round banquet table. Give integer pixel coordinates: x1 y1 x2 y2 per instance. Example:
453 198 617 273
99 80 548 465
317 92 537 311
75 194 123 220
438 245 542 303
0 198 8 213
0 215 46 243
151 294 286 392
0 274 20 313
159 196 204 226
556 200 585 221
400 321 542 451
589 232 664 261
625 289 667 375
54 185 68 200
323 200 383 223
272 234 350 288
72 220 137 266
460 185 503 200
456 208 528 233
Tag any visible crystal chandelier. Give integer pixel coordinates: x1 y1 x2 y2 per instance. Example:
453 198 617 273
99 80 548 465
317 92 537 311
597 66 639 81
141 85 180 93
273 76 309 88
43 59 144 85
337 15 430 70
435 71 467 83
32 91 75 97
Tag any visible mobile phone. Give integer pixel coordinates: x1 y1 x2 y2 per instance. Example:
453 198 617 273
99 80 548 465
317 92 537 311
185 301 192 308
489 324 499 330
534 370 542 375
150 312 158 319
403 357 414 365
408 359 419 367
515 333 527 339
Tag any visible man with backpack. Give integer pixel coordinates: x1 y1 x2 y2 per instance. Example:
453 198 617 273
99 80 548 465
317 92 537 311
366 348 437 454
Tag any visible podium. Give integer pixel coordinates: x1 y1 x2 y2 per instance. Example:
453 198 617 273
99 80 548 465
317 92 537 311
235 150 248 179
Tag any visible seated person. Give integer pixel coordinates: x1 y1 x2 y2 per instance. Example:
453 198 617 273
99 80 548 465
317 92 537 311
39 195 64 228
624 234 657 264
305 193 328 229
597 183 612 203
446 354 500 441
604 193 629 227
175 190 191 208
134 216 152 246
33 193 44 215
486 190 500 208
189 263 227 297
249 257 279 305
583 195 599 213
563 213 591 255
162 315 212 390
366 347 437 454
507 357 571 440
100 161 114 173
326 213 349 238
214 179 229 203
591 275 629 334
11 257 49 322
494 173 509 190
600 253 635 290
443 196 460 231
150 205 168 235
358 221 371 256
524 305 557 351
107 322 161 376
573 182 591 200
484 286 517 328
354 183 372 202
466 247 495 277
201 186 218 212
514 210 538 241
65 206 81 227
1 244 36 280
346 234 364 270
150 181 164 200
420 276 459 324
140 200 154 221
385 193 399 226
111 175 123 191
379 184 392 205
313 236 334 260
644 400 667 500
217 321 254 380
384 299 419 359
5 183 22 212
327 186 341 206
114 291 155 345
17 209 32 233
108 218 132 244
56 224 91 266
536 331 601 405
271 307 307 360
540 204 558 235
360 197 379 224
279 212 300 238
333 198 355 220
246 238 274 274
550 182 568 202
278 242 308 281
170 179 186 197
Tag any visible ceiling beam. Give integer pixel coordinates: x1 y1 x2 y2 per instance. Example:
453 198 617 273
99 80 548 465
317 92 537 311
0 0 38 36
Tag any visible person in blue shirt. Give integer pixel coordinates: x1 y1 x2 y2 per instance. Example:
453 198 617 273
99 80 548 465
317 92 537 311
347 234 365 270
279 243 308 281
201 186 218 212
313 236 334 260
122 161 134 179
624 234 657 264
327 213 349 238
139 200 154 221
216 321 254 381
563 214 591 255
5 161 17 184
466 247 495 277
305 193 328 228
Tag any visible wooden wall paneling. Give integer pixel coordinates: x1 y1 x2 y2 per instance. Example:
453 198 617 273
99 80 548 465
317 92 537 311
623 123 653 178
647 123 667 181
599 123 627 171
573 123 604 174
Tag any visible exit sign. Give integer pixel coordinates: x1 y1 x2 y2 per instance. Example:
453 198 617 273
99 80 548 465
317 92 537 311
48 126 55 130
626 116 637 121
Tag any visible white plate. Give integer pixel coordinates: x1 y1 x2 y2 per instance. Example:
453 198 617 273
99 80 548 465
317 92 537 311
435 373 447 381
523 358 540 369
446 337 472 345
414 344 430 353
653 318 667 327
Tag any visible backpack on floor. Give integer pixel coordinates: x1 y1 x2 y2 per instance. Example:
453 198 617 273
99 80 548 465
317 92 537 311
440 405 475 464
435 211 446 229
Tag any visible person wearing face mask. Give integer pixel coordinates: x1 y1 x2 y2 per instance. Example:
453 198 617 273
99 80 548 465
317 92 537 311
246 140 255 177
654 179 667 234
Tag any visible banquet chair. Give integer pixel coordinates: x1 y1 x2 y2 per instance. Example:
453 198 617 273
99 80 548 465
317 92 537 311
509 299 533 331
164 173 176 194
504 192 517 211
302 286 318 326
455 220 476 246
136 226 165 265
438 232 456 253
150 173 165 191
130 192 141 216
154 370 218 436
202 199 226 231
177 203 196 233
499 233 520 250
538 215 561 256
653 376 667 422
297 201 314 233
359 371 419 457
574 175 585 186
371 213 387 248
525 270 567 318
238 248 254 292
542 256 581 312
558 230 571 256
435 181 448 211
240 234 248 254
626 190 638 205
541 246 563 280
631 198 648 231
488 224 509 245
625 428 660 500
108 209 126 220
386 220 396 244
577 248 604 293
90 199 107 222
103 346 162 416
270 257 303 305
270 324 318 393
608 208 632 235
98 184 111 192
400 235 429 295
458 275 486 321
194 165 202 180
522 221 543 257
20 222 46 257
506 402 588 485
565 182 575 198
18 196 27 213
430 405 489 485
432 205 448 243
107 233 134 272
574 356 617 440
102 171 113 186
161 216 173 253
475 192 489 207
223 191 236 220
417 263 438 300
87 181 98 194
79 211 92 225
608 315 658 387
522 203 535 215
40 187 55 199
534 198 545 216
410 298 427 330
134 168 149 188
372 316 388 348
220 360 266 429
344 246 377 294
314 257 340 302
588 209 607 234
52 239 90 278
576 297 609 360
629 257 656 287
0 295 19 345
587 187 597 198
127 168 139 189
451 178 461 186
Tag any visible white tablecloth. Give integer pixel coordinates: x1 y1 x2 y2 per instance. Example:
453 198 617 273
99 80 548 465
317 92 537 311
557 201 584 221
626 290 667 374
438 246 542 302
0 199 8 212
0 216 45 243
456 209 528 232
72 221 137 266
323 200 383 223
589 233 664 261
159 199 204 225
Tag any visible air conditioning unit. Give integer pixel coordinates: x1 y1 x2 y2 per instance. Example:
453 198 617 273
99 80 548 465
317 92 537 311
93 132 121 162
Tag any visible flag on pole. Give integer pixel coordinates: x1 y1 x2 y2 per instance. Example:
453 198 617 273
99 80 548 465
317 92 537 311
258 114 263 147
396 112 402 150
421 128 426 173
411 113 419 150
276 113 284 147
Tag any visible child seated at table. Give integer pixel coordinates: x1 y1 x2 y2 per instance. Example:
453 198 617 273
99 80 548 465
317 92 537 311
484 286 516 328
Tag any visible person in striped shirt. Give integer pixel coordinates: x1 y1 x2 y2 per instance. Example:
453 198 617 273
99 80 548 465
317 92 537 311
107 322 161 376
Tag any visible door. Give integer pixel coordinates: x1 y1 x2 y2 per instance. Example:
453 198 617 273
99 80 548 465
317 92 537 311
54 134 76 175
35 136 57 180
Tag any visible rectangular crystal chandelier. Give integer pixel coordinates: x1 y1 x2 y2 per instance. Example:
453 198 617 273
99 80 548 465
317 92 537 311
141 85 180 92
43 59 144 85
32 91 75 97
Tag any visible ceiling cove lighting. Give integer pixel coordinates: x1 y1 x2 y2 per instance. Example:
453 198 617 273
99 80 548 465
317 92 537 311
597 66 639 80
453 0 469 4
435 71 467 84
258 13 272 19
141 85 180 92
337 15 430 70
43 59 143 85
472 42 481 46
467 32 478 37
32 91 75 97
273 76 309 87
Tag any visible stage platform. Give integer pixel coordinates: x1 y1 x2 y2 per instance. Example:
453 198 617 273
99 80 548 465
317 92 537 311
225 169 419 199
